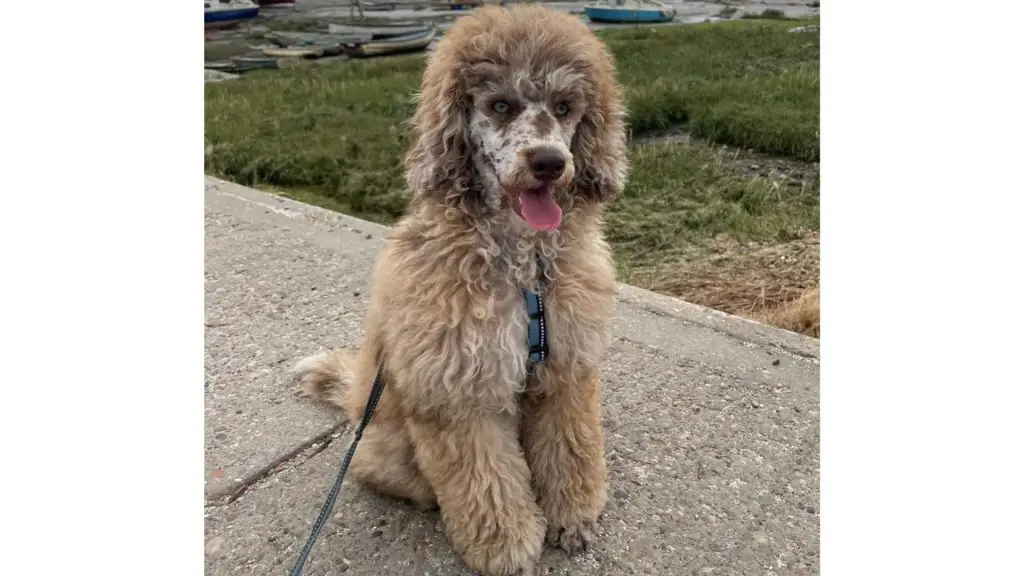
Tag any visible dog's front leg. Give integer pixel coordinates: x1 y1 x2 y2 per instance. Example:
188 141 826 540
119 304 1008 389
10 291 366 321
521 369 608 555
408 412 546 576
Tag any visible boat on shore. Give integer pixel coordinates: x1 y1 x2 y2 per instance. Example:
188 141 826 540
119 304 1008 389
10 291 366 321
263 44 347 58
583 0 677 24
265 31 373 47
343 27 436 58
204 0 260 29
327 22 432 39
205 55 280 73
261 32 354 59
431 0 486 10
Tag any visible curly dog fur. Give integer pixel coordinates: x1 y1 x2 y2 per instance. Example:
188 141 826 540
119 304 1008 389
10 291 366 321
293 5 628 575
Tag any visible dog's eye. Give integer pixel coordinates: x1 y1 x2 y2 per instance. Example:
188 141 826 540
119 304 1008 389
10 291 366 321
492 101 511 115
554 102 571 117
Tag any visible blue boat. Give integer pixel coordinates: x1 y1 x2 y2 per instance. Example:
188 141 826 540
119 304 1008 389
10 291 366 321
584 1 677 24
205 0 260 29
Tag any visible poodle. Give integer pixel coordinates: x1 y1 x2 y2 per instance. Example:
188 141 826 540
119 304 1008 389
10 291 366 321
293 5 628 575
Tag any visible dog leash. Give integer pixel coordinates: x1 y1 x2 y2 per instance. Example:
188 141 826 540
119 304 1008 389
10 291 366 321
289 365 385 576
290 269 550 574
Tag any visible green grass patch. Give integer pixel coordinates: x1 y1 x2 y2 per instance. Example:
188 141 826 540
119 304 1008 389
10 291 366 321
205 54 425 221
612 21 818 157
607 141 818 277
742 8 789 20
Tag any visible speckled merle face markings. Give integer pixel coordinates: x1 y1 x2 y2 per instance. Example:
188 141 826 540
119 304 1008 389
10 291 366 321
466 64 587 200
532 111 554 136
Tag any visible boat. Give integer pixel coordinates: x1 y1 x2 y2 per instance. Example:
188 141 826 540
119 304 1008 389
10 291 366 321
231 56 279 71
343 28 436 58
262 43 347 59
263 30 372 59
431 0 498 10
327 22 432 39
257 0 295 7
583 0 677 24
265 31 372 48
204 0 260 29
205 56 280 73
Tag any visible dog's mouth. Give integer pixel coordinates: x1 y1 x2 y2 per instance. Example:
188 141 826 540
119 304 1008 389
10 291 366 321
506 184 562 231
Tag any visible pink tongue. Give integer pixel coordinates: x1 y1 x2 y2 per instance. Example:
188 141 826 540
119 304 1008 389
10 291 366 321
519 188 562 231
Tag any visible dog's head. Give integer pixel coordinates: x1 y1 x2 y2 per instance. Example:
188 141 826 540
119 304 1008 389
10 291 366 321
405 5 628 231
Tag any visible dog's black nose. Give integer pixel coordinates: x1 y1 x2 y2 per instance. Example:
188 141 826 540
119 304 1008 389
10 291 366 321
527 147 566 182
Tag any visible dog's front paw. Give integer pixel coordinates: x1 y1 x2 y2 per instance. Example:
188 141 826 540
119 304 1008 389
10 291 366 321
546 518 597 555
481 518 545 576
518 562 538 576
457 507 545 576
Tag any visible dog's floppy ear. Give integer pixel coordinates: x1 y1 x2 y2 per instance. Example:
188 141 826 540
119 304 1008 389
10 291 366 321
404 53 482 211
571 60 629 204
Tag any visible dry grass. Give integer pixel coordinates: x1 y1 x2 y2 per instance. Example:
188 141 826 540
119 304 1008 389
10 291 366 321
760 287 820 338
630 230 819 334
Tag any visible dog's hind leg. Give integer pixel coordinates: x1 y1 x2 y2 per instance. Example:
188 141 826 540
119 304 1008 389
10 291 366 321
294 349 437 508
347 419 438 509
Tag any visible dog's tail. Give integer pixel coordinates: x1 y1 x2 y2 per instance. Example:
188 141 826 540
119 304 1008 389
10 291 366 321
291 349 357 410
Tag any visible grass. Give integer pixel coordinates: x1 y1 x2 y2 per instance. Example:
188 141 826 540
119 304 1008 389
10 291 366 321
607 140 819 321
742 9 789 20
205 18 821 335
608 141 818 274
762 287 820 337
597 22 818 158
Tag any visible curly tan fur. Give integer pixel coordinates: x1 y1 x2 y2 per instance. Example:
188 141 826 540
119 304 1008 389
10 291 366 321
294 6 628 575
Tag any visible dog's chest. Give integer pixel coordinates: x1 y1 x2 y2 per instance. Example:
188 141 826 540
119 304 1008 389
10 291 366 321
485 250 609 388
478 260 536 388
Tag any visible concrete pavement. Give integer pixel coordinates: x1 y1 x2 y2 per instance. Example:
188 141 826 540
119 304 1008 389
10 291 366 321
204 176 820 576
